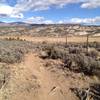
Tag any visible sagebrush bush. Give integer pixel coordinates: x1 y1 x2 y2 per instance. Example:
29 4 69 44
64 54 100 76
40 42 100 76
0 49 24 63
40 44 69 59
69 47 82 54
97 48 100 52
89 42 100 48
87 49 99 58
0 64 10 89
0 40 35 63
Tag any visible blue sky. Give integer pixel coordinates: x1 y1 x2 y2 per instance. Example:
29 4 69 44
0 0 100 24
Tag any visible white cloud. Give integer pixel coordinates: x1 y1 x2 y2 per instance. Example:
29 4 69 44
25 16 54 24
81 0 100 9
70 17 100 24
0 4 24 18
57 16 100 24
58 21 64 24
0 4 13 15
10 13 24 19
25 16 44 24
44 20 54 24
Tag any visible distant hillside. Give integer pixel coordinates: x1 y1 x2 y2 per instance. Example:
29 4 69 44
0 22 29 26
0 23 100 36
0 21 5 23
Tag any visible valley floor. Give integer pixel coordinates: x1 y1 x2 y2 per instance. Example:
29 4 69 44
0 36 100 43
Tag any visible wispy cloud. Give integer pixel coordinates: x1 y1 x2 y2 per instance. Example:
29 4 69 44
81 0 100 9
70 17 100 24
24 16 54 24
58 17 100 24
13 0 80 13
24 16 100 24
12 0 100 14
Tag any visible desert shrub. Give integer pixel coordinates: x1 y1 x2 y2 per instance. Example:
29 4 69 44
87 49 99 58
40 43 100 76
0 64 10 89
89 42 100 48
16 37 20 40
40 44 68 59
0 40 35 63
69 47 82 54
70 83 100 100
71 83 100 100
64 54 100 76
74 55 100 75
96 48 100 52
0 49 24 63
7 37 15 41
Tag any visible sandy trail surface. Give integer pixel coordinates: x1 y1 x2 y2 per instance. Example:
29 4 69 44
0 53 80 100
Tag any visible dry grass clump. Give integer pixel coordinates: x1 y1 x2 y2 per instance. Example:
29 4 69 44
0 64 10 89
0 40 34 63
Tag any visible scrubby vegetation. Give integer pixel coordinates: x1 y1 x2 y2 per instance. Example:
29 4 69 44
0 40 35 63
0 24 100 100
39 42 100 100
0 64 10 89
71 83 100 100
40 42 100 77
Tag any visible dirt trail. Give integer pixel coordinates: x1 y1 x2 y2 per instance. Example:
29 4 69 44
0 53 78 100
1 52 97 100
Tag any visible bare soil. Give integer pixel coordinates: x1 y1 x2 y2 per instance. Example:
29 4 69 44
0 52 99 100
